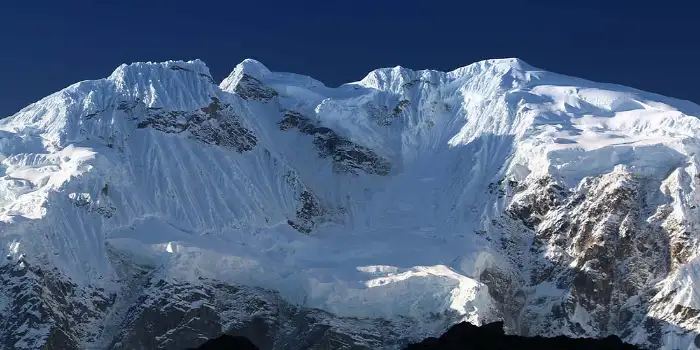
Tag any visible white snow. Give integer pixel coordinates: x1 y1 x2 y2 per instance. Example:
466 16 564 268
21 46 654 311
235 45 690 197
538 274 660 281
1 57 700 347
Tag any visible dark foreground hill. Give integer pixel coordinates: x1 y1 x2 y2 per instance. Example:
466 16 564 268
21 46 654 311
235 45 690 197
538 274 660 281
403 321 641 350
192 321 642 350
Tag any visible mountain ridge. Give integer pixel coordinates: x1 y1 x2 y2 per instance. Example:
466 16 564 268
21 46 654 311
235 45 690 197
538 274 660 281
1 57 699 349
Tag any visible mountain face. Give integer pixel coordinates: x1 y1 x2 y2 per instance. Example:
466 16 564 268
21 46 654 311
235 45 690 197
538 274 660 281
1 57 700 349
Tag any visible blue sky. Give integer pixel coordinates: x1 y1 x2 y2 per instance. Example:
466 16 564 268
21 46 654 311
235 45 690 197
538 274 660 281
1 0 698 116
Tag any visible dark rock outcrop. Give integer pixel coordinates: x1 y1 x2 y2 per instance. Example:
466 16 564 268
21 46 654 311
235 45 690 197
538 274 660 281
106 275 428 350
137 97 258 152
287 190 324 234
492 170 689 348
233 74 279 101
279 110 391 176
82 97 258 153
169 65 216 84
0 259 114 350
372 99 410 126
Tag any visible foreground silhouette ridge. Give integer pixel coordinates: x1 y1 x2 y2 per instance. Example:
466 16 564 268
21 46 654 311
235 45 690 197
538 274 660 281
193 321 643 349
403 321 642 350
190 334 259 350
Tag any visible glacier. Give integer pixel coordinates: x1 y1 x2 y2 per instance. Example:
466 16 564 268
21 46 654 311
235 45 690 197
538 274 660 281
1 57 700 349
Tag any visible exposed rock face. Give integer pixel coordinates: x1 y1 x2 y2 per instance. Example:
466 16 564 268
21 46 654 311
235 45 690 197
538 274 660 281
287 190 324 234
108 279 225 350
82 96 258 154
169 65 216 84
0 257 448 350
233 74 279 101
0 260 113 350
369 99 411 126
486 167 700 349
279 110 391 176
100 271 444 350
137 97 258 152
68 191 116 219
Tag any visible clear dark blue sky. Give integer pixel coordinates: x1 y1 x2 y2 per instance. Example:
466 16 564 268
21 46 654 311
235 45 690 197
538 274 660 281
1 1 698 116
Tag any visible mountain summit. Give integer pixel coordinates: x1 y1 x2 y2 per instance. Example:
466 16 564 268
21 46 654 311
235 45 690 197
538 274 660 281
1 58 699 349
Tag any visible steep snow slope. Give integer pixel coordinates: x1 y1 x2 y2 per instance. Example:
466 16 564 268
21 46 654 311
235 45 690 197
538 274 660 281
1 57 700 349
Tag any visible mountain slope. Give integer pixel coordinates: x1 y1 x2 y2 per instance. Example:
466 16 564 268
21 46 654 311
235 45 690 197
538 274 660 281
1 57 700 349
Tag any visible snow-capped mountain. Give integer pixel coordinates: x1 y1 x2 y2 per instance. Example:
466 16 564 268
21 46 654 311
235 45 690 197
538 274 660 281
1 57 699 349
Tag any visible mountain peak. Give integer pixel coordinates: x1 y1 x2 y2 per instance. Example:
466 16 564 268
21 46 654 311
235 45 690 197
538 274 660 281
234 58 271 77
480 57 532 69
103 59 218 110
108 59 212 83
352 57 538 92
220 58 271 92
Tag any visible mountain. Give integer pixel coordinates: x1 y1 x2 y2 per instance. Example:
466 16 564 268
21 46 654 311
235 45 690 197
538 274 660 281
0 57 699 349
